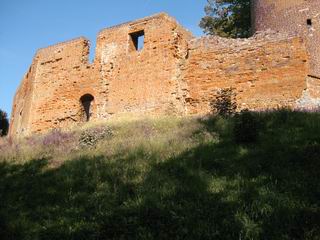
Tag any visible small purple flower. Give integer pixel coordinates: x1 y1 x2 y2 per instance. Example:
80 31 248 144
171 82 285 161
42 129 74 147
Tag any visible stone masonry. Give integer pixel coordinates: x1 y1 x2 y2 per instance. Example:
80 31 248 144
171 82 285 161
9 11 315 137
252 0 320 102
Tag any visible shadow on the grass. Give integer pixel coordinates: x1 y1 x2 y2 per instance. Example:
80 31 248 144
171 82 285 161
0 111 320 240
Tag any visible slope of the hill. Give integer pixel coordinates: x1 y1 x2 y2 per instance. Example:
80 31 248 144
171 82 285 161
0 111 319 240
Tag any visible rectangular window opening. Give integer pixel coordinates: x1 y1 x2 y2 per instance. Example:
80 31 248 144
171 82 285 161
130 30 145 51
307 19 312 26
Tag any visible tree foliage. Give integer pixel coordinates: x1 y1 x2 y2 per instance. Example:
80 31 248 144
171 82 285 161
0 109 9 137
199 0 251 38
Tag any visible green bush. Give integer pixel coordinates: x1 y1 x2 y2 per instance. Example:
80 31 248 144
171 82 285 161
78 126 113 148
0 109 9 137
233 109 259 144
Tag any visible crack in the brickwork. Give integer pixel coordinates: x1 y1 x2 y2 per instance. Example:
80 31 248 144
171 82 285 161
40 58 62 65
170 24 193 115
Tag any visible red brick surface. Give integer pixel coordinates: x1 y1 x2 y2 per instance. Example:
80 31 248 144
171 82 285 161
252 0 320 79
9 13 312 137
183 33 308 114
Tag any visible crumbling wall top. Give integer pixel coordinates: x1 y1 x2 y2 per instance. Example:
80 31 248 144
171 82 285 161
98 12 179 35
34 37 90 66
189 30 299 51
36 37 89 55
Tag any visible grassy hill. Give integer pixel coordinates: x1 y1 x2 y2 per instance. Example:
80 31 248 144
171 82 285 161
0 111 319 240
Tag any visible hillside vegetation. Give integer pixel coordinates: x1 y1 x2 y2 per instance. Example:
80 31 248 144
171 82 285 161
0 111 319 240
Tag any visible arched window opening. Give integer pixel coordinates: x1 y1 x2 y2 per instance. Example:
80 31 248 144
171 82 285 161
80 94 94 122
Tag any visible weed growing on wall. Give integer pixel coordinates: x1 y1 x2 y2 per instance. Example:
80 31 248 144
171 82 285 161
210 87 237 117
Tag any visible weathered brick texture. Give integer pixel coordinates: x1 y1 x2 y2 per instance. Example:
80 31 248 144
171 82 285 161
11 38 101 135
95 14 192 116
183 32 308 114
10 12 312 137
252 0 320 102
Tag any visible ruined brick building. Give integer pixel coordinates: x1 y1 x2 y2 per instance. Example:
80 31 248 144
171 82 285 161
9 1 320 137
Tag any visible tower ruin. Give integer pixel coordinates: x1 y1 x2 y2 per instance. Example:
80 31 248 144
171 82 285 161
252 0 320 101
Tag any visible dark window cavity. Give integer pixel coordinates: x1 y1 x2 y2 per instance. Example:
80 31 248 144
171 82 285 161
307 19 312 26
80 94 94 121
130 30 145 51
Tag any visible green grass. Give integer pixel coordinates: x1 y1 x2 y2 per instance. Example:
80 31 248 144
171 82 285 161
0 112 319 239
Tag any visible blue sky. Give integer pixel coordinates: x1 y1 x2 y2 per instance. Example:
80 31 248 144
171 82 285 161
0 0 207 117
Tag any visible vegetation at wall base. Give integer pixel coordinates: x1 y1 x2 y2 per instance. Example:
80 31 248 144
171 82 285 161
0 111 319 240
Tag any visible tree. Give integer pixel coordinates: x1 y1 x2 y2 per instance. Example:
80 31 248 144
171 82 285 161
199 0 251 38
0 109 9 137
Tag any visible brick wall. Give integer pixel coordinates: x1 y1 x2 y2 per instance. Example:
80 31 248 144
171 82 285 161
9 13 311 137
95 13 192 116
182 32 309 114
10 38 101 136
252 0 320 79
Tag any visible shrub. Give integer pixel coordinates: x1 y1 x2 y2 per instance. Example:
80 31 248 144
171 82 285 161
210 88 237 117
0 109 9 137
233 109 259 144
78 126 113 148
